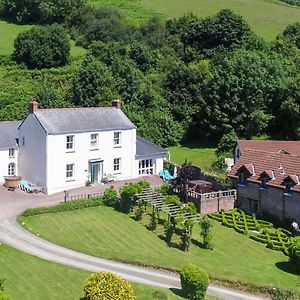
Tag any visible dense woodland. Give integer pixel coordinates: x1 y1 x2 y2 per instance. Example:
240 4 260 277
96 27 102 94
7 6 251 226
0 0 300 147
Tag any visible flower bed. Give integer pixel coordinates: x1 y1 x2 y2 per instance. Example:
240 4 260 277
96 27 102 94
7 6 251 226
208 209 292 255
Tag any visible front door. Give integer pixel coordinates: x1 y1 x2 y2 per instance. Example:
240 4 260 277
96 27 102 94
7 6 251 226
90 160 103 184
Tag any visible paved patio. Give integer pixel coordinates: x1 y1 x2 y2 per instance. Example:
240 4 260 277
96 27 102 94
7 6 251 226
0 175 163 220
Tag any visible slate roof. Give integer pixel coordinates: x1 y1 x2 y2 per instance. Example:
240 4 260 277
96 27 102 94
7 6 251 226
136 136 167 158
237 140 300 156
229 148 300 192
32 107 136 134
0 121 21 150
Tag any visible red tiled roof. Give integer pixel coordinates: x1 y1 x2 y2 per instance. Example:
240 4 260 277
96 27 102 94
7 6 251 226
229 149 300 192
237 140 300 156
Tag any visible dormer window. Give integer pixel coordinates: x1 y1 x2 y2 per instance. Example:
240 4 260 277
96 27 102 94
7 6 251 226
238 172 247 185
261 177 268 188
283 175 298 196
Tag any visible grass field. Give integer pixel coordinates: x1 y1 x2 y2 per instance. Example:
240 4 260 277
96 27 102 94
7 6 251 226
167 144 216 171
90 0 300 40
19 206 300 294
0 243 188 300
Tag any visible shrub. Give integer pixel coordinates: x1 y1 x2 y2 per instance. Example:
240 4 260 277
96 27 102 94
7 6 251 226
0 278 4 291
200 215 213 250
149 210 158 231
134 201 145 221
160 183 174 195
288 237 300 271
181 202 197 215
14 24 70 69
119 182 150 213
181 219 194 251
164 220 174 245
180 264 209 300
164 195 181 206
0 292 9 300
102 186 117 207
21 197 102 216
82 272 135 300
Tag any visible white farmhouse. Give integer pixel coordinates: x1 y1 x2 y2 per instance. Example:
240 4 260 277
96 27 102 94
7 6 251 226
1 99 167 194
0 121 20 181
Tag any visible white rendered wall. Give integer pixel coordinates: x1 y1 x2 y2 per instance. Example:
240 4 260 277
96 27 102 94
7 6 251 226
0 148 18 183
18 114 47 188
46 128 137 194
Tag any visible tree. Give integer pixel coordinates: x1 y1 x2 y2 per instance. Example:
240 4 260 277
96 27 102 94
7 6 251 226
198 49 285 139
200 216 213 250
175 161 193 201
13 24 70 69
215 130 238 157
281 22 300 49
1 0 86 23
102 186 117 207
183 9 253 53
72 55 117 107
82 272 135 300
180 264 209 300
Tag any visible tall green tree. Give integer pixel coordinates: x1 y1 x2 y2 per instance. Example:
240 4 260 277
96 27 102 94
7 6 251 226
72 55 117 107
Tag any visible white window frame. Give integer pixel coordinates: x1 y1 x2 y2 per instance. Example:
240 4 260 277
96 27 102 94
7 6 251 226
90 133 99 148
66 135 74 150
9 148 15 158
8 163 15 176
66 164 74 179
113 132 121 147
138 159 154 175
113 158 121 173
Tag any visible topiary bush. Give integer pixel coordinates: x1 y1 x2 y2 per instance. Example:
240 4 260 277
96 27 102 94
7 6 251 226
102 186 117 207
180 264 209 300
288 237 300 272
82 272 135 300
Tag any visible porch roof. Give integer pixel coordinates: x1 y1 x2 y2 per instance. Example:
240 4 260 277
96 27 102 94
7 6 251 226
136 136 167 158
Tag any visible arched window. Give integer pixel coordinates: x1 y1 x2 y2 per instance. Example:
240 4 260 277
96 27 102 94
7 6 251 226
8 163 15 176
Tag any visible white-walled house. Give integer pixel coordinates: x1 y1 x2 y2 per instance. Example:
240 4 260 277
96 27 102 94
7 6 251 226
0 121 20 182
1 99 167 194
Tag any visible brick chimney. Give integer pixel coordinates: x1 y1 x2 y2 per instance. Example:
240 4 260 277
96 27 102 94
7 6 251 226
29 98 39 113
112 99 122 109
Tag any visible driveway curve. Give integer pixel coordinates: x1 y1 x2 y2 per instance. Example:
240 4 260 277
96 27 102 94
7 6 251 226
0 184 268 300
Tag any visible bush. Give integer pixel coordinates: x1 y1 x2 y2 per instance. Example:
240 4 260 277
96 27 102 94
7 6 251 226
82 272 135 300
0 292 9 300
21 197 102 216
102 186 117 207
181 202 197 215
160 183 174 195
164 220 174 245
180 264 209 300
164 195 181 206
149 210 158 231
288 237 300 271
14 24 70 69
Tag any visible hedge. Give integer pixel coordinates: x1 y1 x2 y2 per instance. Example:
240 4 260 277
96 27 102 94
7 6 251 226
22 197 102 216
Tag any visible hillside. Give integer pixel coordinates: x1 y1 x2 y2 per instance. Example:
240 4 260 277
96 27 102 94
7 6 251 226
90 0 300 40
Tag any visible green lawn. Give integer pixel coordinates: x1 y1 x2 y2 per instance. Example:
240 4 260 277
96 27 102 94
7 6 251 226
0 243 186 299
19 206 300 294
89 0 300 40
167 144 216 171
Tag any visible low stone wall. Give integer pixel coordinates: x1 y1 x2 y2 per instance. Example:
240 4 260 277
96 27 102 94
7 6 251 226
187 190 236 214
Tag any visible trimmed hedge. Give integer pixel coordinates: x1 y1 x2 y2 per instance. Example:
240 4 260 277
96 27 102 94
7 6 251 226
180 264 209 300
22 197 102 216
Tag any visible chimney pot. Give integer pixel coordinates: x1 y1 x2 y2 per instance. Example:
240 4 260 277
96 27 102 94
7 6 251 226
29 97 39 113
112 99 122 109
